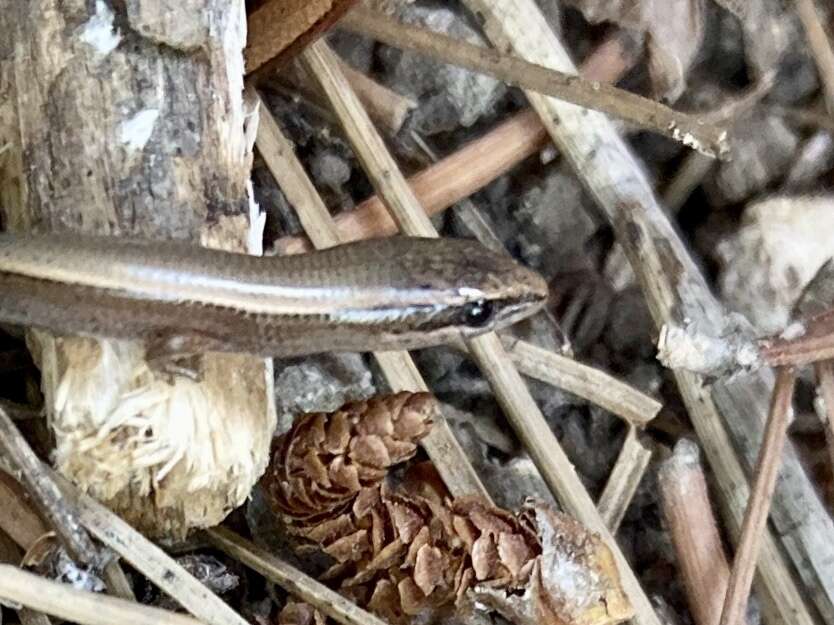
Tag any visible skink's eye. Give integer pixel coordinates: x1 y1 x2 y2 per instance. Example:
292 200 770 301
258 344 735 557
463 300 494 327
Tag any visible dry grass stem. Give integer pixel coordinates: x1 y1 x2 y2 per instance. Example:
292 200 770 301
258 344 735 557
661 152 714 213
0 406 98 566
499 337 661 427
340 6 729 158
659 439 741 625
300 40 433 233
0 565 201 625
719 367 797 625
275 58 416 135
252 88 489 500
275 33 639 255
206 527 389 625
462 0 828 621
338 61 416 134
51 473 249 625
299 35 660 625
795 0 834 115
597 428 653 532
815 361 834 476
103 560 136 601
274 109 547 256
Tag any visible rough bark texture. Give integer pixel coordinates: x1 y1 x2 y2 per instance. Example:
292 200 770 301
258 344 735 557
0 0 274 538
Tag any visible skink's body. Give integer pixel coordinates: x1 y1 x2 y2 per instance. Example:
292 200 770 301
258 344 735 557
0 233 547 357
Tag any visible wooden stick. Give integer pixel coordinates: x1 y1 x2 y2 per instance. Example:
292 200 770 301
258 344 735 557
719 367 797 625
50 471 250 625
659 439 730 625
0 406 98 567
499 337 661 427
660 439 739 625
274 32 639 255
102 560 136 601
300 36 662 625
340 6 729 157
0 565 201 625
207 528 388 625
795 0 834 115
338 61 415 134
252 88 489 500
274 109 547 255
815 361 834 473
597 427 652 531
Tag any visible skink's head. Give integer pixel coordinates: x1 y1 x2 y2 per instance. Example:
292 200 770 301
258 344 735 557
349 237 549 342
435 239 549 337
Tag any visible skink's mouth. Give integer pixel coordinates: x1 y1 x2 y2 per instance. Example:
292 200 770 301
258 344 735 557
495 297 547 327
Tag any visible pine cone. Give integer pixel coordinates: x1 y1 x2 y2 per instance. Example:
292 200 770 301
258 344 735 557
470 500 634 625
268 394 632 625
261 392 435 522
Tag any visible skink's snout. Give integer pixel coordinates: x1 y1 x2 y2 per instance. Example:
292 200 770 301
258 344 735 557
486 259 549 331
445 240 549 336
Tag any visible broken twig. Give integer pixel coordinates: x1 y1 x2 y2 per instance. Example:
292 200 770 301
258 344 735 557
659 439 742 625
0 565 200 625
207 528 390 625
340 5 729 158
719 367 796 625
597 428 653 532
0 405 99 567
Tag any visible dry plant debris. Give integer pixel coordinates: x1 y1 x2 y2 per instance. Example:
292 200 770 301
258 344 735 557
263 393 632 625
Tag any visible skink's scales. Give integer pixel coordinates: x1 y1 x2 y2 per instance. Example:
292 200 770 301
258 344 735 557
0 232 547 357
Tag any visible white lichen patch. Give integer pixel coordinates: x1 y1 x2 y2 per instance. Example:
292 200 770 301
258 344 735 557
656 319 761 377
118 109 159 152
780 321 806 341
79 0 121 57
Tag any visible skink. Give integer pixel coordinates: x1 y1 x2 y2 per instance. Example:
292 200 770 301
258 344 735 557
0 233 547 357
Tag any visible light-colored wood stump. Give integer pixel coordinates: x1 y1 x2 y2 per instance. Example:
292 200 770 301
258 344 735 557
0 0 274 538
